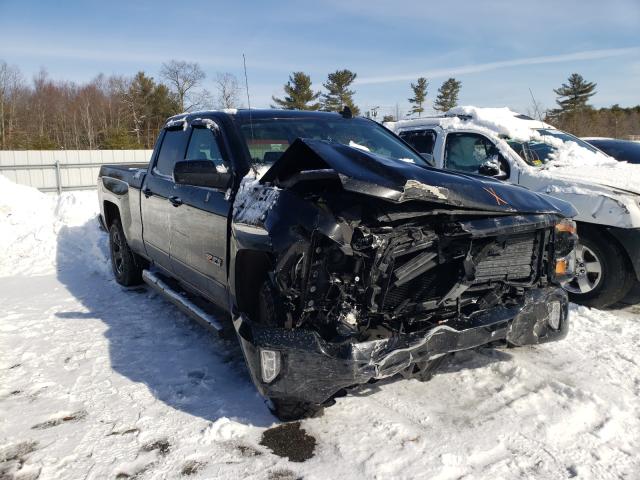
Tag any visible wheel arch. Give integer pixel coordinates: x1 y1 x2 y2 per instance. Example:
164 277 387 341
103 200 121 229
576 221 634 271
233 249 274 321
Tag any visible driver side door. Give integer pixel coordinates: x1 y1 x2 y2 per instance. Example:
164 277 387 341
170 123 233 307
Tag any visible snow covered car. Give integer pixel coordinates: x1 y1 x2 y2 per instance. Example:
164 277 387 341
387 107 640 308
98 109 576 420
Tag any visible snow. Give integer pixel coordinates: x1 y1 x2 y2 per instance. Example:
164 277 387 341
446 106 551 141
2 176 640 479
348 140 371 152
232 176 280 226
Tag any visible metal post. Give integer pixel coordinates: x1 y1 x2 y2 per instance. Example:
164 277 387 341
55 160 62 194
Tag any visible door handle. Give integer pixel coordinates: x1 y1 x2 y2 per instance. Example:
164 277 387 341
142 187 153 198
169 196 183 207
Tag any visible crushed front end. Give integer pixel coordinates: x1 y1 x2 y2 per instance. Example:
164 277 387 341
232 175 575 406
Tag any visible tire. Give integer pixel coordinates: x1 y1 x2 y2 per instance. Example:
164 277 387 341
268 398 320 421
564 225 634 308
109 218 145 286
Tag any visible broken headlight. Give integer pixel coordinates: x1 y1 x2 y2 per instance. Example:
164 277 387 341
553 219 578 281
260 349 281 383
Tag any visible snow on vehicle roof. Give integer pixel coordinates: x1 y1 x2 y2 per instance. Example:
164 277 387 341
445 106 554 140
387 106 554 141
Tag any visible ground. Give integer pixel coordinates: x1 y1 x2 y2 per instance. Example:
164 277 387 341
1 182 639 480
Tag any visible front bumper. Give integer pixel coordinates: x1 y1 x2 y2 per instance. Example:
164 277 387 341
234 286 569 405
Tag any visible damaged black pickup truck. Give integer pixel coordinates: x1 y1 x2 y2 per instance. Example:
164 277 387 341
98 109 578 420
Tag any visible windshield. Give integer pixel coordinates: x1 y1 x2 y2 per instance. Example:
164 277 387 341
237 116 427 167
508 128 601 166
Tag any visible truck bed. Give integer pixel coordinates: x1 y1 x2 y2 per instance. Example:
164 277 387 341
99 163 148 190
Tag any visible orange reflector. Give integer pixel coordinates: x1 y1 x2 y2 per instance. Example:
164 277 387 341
555 259 567 276
555 222 577 234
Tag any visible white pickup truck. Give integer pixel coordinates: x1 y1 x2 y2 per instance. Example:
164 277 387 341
387 107 640 308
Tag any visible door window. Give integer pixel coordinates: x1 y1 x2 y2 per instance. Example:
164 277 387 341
154 129 190 177
444 132 497 173
185 127 227 170
399 130 436 155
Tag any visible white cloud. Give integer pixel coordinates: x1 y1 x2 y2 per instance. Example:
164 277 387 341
355 47 640 85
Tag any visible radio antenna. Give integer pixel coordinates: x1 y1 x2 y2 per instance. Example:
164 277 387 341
528 88 543 123
242 53 254 141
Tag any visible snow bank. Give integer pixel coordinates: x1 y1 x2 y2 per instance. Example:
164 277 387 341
0 172 639 479
0 175 108 277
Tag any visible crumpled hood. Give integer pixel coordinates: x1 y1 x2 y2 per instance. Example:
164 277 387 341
261 138 576 217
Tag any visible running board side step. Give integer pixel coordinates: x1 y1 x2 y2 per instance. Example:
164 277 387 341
142 269 225 335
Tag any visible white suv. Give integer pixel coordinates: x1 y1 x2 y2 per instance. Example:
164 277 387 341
386 106 640 308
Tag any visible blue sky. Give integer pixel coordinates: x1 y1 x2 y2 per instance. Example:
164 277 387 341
1 0 639 118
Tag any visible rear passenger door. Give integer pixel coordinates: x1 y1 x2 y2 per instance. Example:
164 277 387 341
169 121 233 306
141 126 190 273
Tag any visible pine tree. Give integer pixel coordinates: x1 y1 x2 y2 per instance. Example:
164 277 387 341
433 78 462 113
321 69 360 116
271 72 320 110
408 77 428 116
553 73 596 114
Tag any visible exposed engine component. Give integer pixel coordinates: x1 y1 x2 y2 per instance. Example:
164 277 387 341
269 199 552 342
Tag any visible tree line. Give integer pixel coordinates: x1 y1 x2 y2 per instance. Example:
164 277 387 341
0 57 637 150
270 70 462 121
542 73 640 138
0 60 242 149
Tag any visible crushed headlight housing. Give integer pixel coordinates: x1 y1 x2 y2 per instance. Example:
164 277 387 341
553 219 578 282
260 349 281 383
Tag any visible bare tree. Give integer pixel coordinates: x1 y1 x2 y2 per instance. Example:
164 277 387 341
160 60 206 112
214 72 241 109
0 61 23 148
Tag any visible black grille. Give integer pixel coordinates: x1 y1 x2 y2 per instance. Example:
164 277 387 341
474 234 535 283
383 262 460 310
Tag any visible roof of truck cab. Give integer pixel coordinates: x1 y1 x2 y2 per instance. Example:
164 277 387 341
165 108 357 124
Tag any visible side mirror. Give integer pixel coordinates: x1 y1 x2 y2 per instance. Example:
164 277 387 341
479 155 509 180
479 160 500 176
174 160 232 189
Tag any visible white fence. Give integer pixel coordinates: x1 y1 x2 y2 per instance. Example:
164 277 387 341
0 150 153 193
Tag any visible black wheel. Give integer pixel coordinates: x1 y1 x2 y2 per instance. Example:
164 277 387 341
268 398 320 421
564 225 634 308
109 218 145 286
